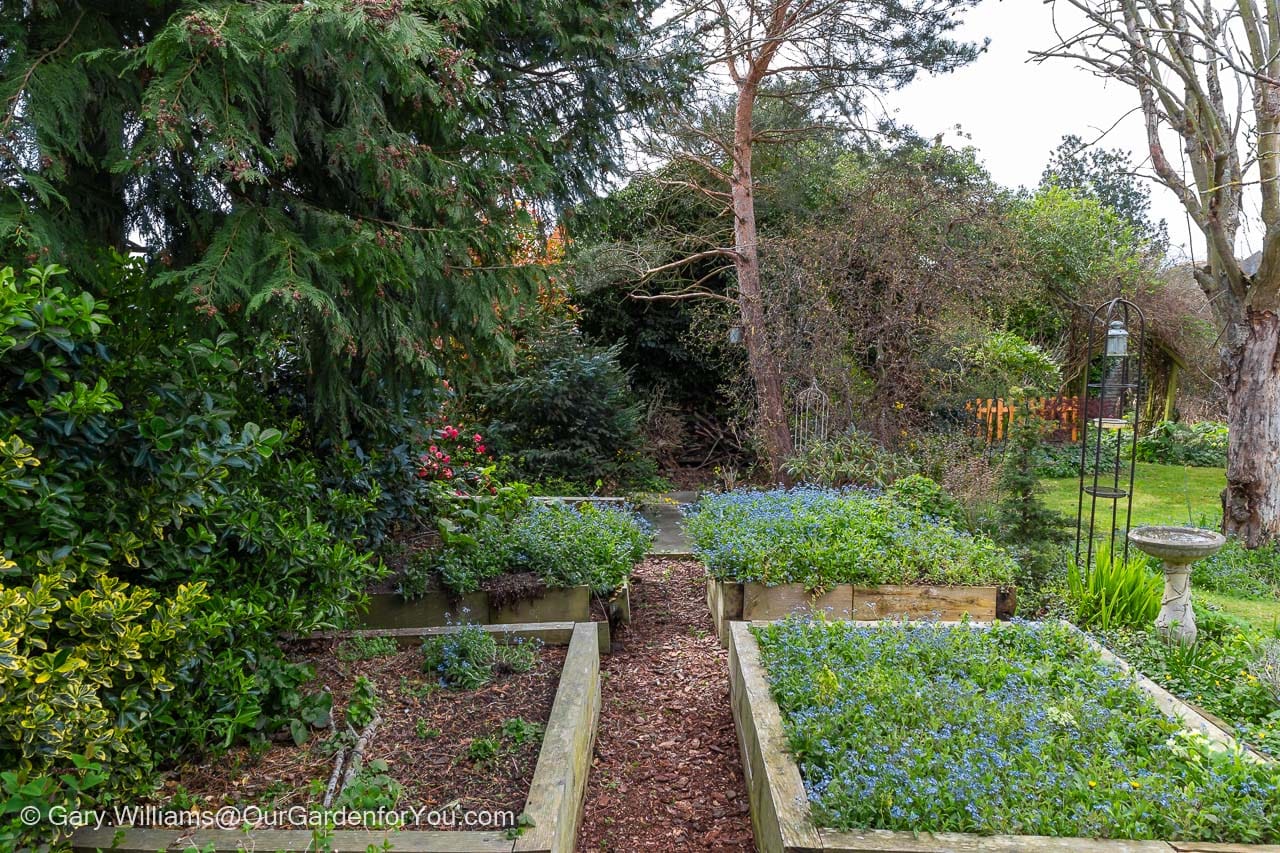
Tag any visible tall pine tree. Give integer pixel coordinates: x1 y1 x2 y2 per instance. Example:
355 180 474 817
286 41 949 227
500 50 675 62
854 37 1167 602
0 0 677 432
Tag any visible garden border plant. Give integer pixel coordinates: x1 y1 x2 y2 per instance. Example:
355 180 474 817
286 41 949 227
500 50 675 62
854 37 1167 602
690 487 1019 644
71 623 601 853
727 619 1277 853
366 499 650 634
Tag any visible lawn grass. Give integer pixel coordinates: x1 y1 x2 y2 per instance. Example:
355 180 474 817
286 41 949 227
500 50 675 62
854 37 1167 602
1042 463 1224 529
1197 590 1280 633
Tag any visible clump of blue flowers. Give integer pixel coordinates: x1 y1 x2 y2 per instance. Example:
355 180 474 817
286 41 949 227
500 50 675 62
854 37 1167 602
754 618 1280 841
684 485 1014 588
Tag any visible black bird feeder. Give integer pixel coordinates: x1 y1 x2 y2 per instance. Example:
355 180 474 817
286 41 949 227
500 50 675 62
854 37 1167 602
1074 298 1146 571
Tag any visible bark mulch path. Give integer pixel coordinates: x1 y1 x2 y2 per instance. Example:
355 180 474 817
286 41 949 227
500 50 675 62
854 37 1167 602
161 640 564 826
577 557 754 852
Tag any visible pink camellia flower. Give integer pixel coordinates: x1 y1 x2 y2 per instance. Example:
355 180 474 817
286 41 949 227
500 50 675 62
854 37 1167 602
473 433 483 443
442 425 459 440
442 454 451 464
444 468 454 478
428 445 438 454
476 444 486 454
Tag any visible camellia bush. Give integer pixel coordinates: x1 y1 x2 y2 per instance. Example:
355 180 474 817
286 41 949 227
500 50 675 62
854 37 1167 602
684 485 1016 589
755 618 1280 841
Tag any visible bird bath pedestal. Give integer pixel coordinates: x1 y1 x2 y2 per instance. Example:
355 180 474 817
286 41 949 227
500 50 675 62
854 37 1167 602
1127 526 1226 644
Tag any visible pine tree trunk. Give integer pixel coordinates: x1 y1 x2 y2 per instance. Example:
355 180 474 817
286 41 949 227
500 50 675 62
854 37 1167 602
731 82 792 481
1222 308 1280 546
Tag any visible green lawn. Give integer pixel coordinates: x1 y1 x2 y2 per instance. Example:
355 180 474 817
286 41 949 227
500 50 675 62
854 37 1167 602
1042 463 1225 528
1196 590 1280 633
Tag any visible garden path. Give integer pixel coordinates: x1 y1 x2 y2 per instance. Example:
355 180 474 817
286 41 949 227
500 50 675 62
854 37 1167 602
638 492 697 554
576 556 754 851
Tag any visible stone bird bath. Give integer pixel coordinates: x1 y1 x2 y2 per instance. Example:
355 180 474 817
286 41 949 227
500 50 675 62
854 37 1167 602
1127 525 1226 644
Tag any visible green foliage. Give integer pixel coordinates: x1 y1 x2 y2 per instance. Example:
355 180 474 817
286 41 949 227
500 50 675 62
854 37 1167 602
995 416 1070 588
1043 134 1168 250
420 627 543 690
1193 537 1280 601
1136 421 1229 467
960 331 1062 399
784 430 916 488
414 720 442 740
685 487 1016 589
2 0 679 432
1099 610 1280 758
0 261 382 848
422 625 500 690
754 618 1280 840
480 329 657 489
1009 185 1150 310
430 502 653 596
467 717 544 768
885 474 964 527
337 636 399 663
1033 438 1123 479
333 759 402 811
346 676 379 730
1068 540 1162 631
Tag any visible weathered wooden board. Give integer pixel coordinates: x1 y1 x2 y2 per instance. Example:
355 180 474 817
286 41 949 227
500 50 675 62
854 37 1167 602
490 586 590 625
608 583 632 627
514 622 601 853
742 583 852 622
363 590 488 629
851 585 998 621
70 827 515 852
728 621 824 853
337 621 580 649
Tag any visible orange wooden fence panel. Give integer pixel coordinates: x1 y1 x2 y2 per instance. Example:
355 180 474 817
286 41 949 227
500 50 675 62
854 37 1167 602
965 396 1079 443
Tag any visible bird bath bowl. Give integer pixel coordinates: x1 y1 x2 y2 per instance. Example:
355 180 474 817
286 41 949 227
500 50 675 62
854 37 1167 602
1127 526 1226 645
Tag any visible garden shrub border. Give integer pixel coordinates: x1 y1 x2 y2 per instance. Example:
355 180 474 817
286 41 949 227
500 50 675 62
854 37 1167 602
706 579 1014 646
726 620 1275 853
71 623 602 853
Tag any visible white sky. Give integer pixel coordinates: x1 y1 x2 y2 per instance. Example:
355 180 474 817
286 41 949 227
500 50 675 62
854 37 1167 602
884 0 1206 262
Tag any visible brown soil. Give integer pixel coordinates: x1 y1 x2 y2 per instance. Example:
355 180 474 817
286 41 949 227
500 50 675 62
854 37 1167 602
157 640 564 825
577 557 754 852
482 570 547 609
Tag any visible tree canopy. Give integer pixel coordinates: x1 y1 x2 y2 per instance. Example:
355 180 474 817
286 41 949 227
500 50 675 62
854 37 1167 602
1 0 677 434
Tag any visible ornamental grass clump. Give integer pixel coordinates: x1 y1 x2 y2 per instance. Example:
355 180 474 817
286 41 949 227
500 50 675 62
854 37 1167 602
754 618 1280 842
684 486 1014 588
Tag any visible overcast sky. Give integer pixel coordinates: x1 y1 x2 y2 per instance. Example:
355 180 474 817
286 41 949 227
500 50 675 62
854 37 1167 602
884 0 1206 262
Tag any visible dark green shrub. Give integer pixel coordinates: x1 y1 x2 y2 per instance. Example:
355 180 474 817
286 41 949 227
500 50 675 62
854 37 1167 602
0 262 383 848
1136 420 1228 467
478 327 656 489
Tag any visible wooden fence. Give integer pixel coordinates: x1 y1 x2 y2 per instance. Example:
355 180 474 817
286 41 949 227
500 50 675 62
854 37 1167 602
966 396 1081 442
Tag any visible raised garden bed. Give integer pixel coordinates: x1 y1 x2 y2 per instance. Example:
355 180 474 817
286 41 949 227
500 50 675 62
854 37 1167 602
705 578 1014 643
73 622 601 853
367 500 648 636
688 486 1017 644
728 618 1279 853
363 582 630 636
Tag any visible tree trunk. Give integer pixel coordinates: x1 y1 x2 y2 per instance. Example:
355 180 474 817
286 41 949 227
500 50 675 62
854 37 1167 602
1222 307 1280 546
731 82 792 481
